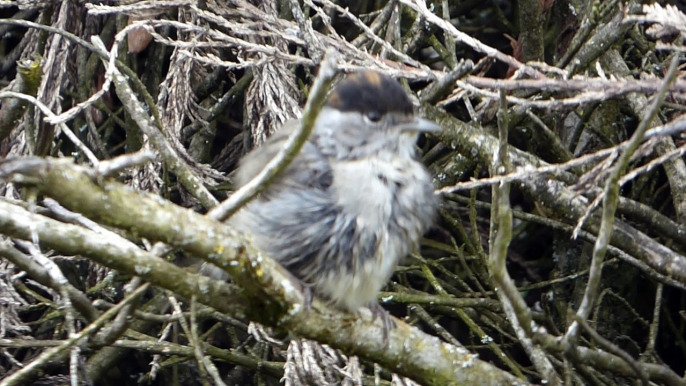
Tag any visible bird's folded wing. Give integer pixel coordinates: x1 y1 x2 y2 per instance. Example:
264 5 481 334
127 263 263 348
235 120 333 192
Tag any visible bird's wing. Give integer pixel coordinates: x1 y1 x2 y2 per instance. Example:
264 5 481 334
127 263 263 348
235 119 333 192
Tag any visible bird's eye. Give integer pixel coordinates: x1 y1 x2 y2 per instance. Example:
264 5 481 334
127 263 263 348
365 112 382 123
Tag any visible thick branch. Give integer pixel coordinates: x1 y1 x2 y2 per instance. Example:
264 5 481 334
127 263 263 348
0 157 525 386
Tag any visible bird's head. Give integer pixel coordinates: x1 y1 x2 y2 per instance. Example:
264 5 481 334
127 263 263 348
314 71 442 160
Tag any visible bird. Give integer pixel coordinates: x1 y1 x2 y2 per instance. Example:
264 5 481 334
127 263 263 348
219 71 440 340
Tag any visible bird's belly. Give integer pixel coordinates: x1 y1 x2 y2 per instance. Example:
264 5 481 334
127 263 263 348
315 234 402 311
309 158 432 311
238 157 435 312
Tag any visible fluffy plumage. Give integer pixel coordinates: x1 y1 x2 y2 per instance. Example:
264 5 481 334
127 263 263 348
230 71 440 314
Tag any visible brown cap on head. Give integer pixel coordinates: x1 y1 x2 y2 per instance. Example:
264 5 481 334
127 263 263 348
326 71 414 116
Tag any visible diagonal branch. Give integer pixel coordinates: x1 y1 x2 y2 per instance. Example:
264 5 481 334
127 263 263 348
0 157 524 386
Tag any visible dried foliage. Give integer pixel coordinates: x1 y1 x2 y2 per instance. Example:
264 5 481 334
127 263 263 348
0 1 686 386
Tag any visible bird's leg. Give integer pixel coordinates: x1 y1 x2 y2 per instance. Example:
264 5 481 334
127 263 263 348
299 281 313 312
288 273 313 312
368 301 396 346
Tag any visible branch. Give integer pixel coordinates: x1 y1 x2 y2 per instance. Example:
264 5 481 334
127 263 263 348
425 106 686 288
488 91 560 383
0 157 525 386
563 54 682 348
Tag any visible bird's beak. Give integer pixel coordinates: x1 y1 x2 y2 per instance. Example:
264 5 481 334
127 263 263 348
396 117 442 133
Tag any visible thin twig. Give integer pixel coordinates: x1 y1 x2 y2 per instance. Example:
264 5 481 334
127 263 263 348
574 316 649 386
91 36 219 209
0 91 99 165
437 115 686 194
208 50 339 221
646 283 663 355
0 284 150 386
397 0 542 77
488 90 561 384
563 54 681 348
93 151 156 179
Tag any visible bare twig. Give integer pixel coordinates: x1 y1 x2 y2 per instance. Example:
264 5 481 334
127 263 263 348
91 36 219 209
398 0 544 77
93 151 157 179
574 316 649 386
0 284 150 386
0 91 99 165
208 50 339 221
563 54 681 349
437 115 686 194
488 90 561 384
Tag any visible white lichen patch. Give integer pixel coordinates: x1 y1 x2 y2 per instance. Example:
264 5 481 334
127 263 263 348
461 353 479 368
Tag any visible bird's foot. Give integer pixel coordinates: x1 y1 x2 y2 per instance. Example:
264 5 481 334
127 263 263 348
369 301 396 347
292 277 313 312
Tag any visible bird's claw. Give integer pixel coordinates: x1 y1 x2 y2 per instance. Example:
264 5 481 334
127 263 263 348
293 277 313 312
302 284 313 312
369 302 396 347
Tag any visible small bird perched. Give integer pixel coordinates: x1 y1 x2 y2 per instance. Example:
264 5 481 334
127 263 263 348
229 71 440 338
